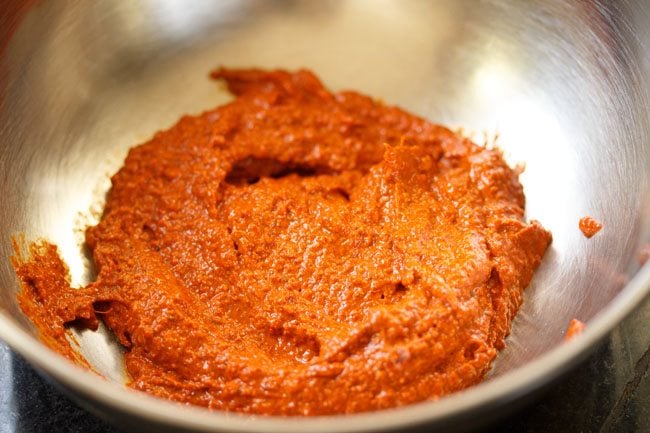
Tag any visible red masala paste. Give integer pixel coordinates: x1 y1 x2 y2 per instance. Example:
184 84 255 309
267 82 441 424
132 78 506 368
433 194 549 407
14 68 551 415
565 319 586 340
579 216 602 238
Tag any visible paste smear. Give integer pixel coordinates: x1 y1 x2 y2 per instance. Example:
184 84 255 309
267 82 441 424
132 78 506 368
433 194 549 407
14 69 552 415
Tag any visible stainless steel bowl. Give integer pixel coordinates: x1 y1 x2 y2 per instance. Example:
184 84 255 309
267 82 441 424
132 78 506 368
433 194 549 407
1 1 650 432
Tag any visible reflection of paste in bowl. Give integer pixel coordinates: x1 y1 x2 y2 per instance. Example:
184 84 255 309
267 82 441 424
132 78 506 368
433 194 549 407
14 69 551 415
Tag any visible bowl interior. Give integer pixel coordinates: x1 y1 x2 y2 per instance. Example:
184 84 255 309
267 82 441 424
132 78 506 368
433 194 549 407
1 0 650 416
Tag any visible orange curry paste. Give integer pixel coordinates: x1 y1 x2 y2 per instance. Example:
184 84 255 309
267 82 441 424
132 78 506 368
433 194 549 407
579 216 602 238
14 69 551 415
565 319 586 340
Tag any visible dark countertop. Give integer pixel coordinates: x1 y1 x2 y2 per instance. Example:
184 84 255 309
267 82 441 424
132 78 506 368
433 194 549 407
1 295 649 433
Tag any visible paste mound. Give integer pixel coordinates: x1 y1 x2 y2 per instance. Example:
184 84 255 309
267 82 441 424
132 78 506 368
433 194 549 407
14 68 551 415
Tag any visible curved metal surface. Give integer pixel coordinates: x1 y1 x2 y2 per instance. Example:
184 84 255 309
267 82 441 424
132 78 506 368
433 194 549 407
1 0 649 431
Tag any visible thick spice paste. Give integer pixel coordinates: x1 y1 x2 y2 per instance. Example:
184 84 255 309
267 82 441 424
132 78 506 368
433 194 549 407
565 319 586 340
14 68 552 415
579 216 602 238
